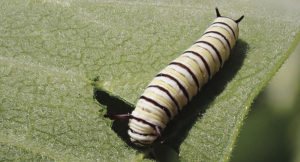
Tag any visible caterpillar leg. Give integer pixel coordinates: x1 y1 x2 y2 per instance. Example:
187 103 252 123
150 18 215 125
104 114 164 142
154 125 165 143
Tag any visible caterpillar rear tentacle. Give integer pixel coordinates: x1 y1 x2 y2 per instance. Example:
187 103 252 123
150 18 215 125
104 7 244 147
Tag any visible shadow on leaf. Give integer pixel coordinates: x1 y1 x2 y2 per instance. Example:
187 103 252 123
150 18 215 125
159 39 249 153
94 89 135 146
94 39 249 160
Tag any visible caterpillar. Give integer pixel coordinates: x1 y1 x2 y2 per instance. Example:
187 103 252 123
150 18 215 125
104 8 244 147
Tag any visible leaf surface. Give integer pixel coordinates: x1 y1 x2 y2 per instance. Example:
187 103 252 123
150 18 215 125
0 0 300 161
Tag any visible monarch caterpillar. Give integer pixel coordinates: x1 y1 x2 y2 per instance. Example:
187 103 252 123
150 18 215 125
104 8 244 147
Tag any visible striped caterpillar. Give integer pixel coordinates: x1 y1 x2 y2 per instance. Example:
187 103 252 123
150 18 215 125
104 8 244 146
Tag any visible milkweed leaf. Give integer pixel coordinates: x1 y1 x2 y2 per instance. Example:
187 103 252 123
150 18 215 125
0 0 300 161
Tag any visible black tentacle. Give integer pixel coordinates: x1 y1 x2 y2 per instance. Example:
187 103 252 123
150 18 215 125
215 7 221 17
235 15 245 23
104 114 133 120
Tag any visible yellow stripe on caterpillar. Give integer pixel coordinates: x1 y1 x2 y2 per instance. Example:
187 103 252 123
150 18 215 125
151 80 184 109
175 56 203 79
143 90 175 114
162 68 196 98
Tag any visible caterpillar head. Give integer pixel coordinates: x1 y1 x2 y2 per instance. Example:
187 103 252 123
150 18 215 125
104 114 163 147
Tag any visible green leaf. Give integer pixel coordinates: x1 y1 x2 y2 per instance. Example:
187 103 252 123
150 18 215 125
230 44 300 162
0 0 300 161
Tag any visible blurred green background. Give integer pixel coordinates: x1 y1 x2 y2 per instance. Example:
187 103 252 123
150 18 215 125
231 43 300 162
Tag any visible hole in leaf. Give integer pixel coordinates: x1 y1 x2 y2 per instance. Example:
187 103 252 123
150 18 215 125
94 89 134 146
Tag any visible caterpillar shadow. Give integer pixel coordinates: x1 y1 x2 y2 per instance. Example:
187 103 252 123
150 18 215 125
95 39 249 159
158 39 249 153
